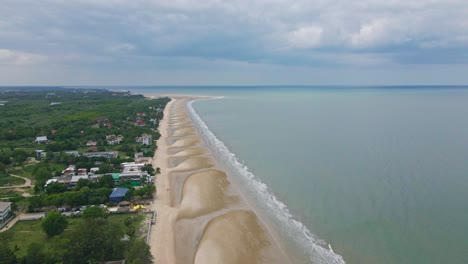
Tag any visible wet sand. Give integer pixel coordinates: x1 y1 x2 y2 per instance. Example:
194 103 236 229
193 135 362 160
150 96 289 264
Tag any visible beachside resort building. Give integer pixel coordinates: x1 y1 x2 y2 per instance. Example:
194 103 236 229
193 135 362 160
0 202 12 221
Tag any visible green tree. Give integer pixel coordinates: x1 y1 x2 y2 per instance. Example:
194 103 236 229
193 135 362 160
12 149 29 164
125 239 151 264
64 218 125 264
98 174 115 188
98 163 112 174
0 242 17 264
82 206 107 219
41 211 68 237
46 182 67 194
23 242 45 264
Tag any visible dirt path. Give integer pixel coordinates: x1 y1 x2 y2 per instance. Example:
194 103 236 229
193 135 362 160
0 174 32 189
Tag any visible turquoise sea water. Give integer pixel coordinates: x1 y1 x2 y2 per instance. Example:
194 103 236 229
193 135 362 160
133 86 468 264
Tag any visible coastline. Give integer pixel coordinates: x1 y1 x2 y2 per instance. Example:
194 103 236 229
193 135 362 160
148 95 289 263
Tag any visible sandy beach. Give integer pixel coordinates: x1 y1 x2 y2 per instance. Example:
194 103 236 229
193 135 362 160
149 96 289 264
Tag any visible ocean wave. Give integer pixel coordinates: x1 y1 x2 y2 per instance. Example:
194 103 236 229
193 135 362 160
187 98 346 264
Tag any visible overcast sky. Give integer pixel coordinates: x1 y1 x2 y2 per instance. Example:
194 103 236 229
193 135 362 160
1 0 468 85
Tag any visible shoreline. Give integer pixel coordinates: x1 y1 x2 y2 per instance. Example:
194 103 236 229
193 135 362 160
148 95 289 263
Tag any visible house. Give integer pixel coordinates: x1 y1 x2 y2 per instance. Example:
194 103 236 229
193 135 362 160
62 165 76 177
76 168 88 176
0 202 12 221
35 136 48 144
89 167 100 175
109 188 129 204
136 112 146 117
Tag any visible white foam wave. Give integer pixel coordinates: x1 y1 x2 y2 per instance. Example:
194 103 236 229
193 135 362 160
187 98 346 264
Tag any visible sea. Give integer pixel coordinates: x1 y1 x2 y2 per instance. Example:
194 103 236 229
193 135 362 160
127 86 468 264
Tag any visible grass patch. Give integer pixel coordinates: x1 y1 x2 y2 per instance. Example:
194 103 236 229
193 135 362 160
5 213 145 258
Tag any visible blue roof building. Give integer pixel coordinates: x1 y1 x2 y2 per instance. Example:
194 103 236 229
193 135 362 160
109 187 129 204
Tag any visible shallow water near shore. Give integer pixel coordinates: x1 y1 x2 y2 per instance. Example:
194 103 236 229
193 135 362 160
132 86 468 264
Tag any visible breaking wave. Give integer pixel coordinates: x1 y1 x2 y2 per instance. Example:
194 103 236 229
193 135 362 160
187 98 346 264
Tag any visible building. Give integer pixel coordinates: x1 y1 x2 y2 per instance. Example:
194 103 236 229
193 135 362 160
35 150 47 160
64 151 80 157
0 202 12 221
106 135 123 145
136 134 152 145
119 162 149 186
83 151 118 159
70 175 89 187
109 188 129 204
86 140 98 146
35 136 48 144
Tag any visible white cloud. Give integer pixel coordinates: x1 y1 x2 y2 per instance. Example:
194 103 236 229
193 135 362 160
0 49 46 65
288 26 323 49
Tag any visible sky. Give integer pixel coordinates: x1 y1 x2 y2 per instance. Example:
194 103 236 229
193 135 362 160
1 0 468 85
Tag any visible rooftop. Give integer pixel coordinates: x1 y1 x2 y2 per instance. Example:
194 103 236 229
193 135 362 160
0 202 12 212
110 187 129 198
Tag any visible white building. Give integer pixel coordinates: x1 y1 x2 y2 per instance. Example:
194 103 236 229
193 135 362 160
142 134 152 145
35 136 48 144
0 202 12 221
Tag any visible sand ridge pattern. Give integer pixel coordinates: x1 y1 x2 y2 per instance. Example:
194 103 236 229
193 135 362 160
152 97 288 264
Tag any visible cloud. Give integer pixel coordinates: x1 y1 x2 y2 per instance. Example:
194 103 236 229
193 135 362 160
0 49 47 65
1 0 468 84
288 26 323 49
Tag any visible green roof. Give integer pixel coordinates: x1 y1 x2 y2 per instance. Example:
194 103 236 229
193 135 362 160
112 173 120 180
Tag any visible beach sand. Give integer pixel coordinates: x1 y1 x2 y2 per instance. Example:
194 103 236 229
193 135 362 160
150 96 289 264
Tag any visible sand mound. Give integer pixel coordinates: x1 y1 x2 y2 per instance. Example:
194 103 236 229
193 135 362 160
169 136 200 148
172 157 215 172
178 170 235 219
172 148 208 157
194 210 270 264
172 127 196 137
172 120 193 127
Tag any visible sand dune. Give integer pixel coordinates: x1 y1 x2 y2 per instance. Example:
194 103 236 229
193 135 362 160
171 157 215 172
168 136 201 148
194 210 271 264
171 147 208 157
172 127 196 137
172 120 192 126
178 169 237 219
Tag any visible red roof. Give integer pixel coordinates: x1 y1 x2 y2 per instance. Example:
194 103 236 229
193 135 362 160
136 120 146 126
88 146 98 151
